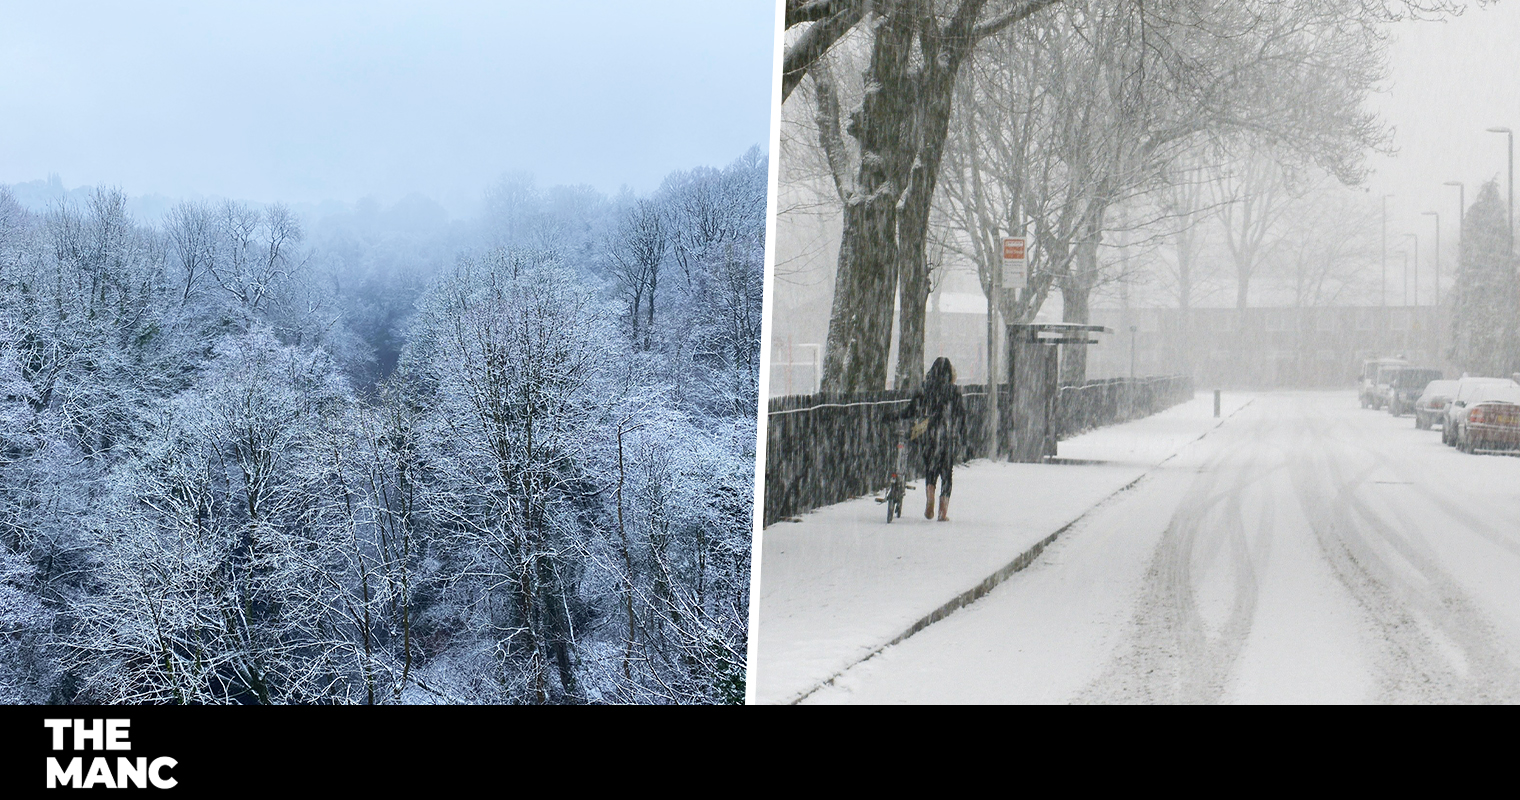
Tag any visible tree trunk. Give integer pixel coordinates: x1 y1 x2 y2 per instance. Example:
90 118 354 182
894 238 929 390
1059 280 1092 387
819 10 918 393
821 3 991 393
1058 235 1098 387
822 197 900 392
895 237 930 390
985 294 1001 456
646 265 658 351
892 56 958 391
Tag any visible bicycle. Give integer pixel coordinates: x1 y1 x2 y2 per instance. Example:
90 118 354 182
877 419 917 522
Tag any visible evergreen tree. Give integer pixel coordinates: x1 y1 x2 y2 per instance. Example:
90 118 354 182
1450 180 1520 377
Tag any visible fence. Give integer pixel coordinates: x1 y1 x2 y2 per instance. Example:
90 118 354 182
1055 375 1195 438
763 375 1193 526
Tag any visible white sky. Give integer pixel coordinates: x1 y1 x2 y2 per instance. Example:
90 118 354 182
0 1 775 214
1366 2 1520 258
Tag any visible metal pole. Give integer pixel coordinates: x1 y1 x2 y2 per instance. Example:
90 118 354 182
1381 194 1393 307
1422 211 1439 307
1445 181 1464 305
1487 127 1513 251
1129 325 1137 379
1403 232 1418 306
1403 252 1409 306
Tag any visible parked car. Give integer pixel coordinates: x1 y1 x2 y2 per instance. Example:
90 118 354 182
1414 379 1460 429
1442 377 1520 445
1359 357 1408 409
1453 385 1520 453
1386 367 1443 416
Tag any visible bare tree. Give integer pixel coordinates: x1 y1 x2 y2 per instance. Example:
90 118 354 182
412 257 613 702
1270 183 1381 309
1213 153 1304 309
790 0 1455 393
206 201 303 312
796 0 1061 392
934 0 1402 391
606 199 668 350
165 201 216 304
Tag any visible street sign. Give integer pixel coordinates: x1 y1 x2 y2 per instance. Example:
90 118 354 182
1002 236 1027 289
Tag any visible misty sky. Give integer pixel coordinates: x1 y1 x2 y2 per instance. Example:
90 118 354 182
1367 2 1520 267
0 1 775 215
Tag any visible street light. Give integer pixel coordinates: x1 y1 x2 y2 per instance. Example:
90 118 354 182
1421 211 1439 306
1402 232 1418 306
1445 181 1464 309
1487 126 1513 250
1393 251 1409 307
1381 193 1394 307
1443 181 1465 232
1129 325 1138 379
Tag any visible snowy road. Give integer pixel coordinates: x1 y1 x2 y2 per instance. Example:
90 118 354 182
788 391 1520 704
753 390 1252 703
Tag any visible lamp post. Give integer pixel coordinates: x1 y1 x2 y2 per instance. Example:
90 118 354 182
1421 211 1439 306
1402 232 1419 306
1381 193 1394 306
1398 251 1410 306
1487 126 1513 251
1129 325 1138 379
1444 181 1465 232
1444 181 1464 307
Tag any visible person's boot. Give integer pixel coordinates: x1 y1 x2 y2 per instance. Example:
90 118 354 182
925 483 936 519
937 494 950 522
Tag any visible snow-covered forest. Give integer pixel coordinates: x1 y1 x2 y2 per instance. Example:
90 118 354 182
0 147 766 705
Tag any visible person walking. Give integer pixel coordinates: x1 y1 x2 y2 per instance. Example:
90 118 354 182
906 357 963 522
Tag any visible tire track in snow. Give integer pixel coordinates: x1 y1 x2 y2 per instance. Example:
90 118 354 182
1323 403 1520 565
1293 399 1520 703
786 397 1258 704
1078 410 1283 704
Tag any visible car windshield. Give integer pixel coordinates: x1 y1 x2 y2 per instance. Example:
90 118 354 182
1393 369 1442 388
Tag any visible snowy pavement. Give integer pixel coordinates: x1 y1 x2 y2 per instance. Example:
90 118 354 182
751 389 1253 705
790 391 1520 704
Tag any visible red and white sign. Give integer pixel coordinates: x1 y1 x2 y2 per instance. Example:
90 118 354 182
1001 236 1027 289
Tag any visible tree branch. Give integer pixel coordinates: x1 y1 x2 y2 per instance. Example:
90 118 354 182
782 4 866 103
972 0 1063 40
787 0 852 26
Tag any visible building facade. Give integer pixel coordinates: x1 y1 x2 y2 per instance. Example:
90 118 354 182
768 298 1453 396
1084 305 1452 388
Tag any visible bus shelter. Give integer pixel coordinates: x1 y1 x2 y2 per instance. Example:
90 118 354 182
1002 322 1111 462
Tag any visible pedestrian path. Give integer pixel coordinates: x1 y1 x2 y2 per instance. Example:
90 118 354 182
750 390 1254 704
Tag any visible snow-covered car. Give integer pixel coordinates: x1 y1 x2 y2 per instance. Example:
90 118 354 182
1385 367 1442 416
1453 385 1520 453
1442 377 1520 445
1414 379 1460 429
1359 357 1408 409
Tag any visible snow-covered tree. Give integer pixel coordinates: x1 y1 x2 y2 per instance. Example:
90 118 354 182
1 144 761 705
404 256 616 702
1450 180 1520 377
